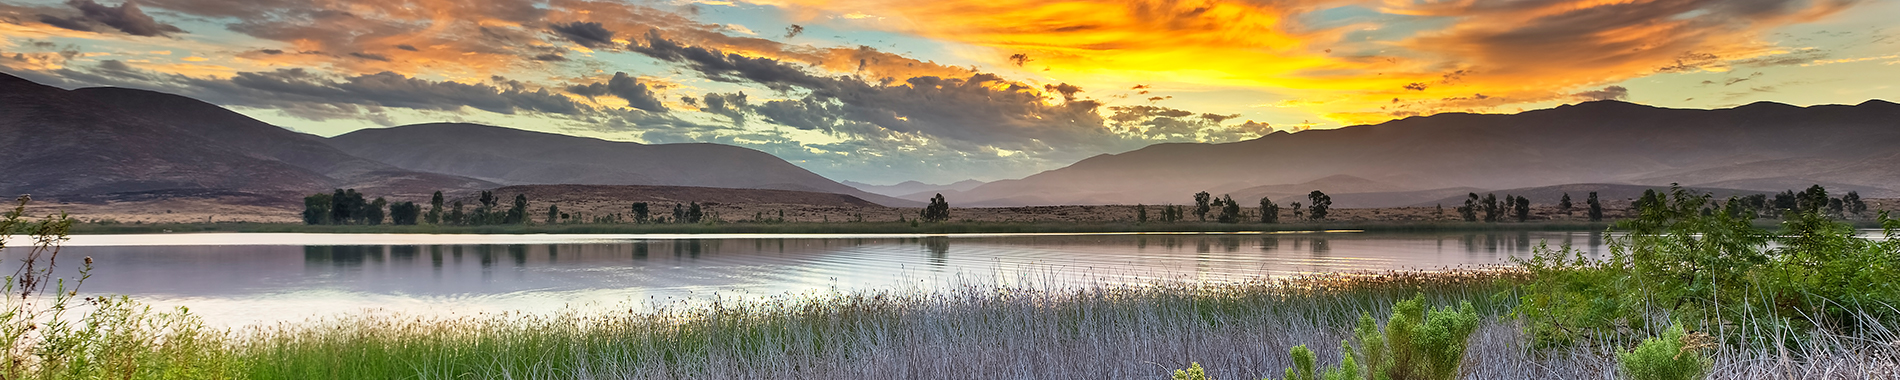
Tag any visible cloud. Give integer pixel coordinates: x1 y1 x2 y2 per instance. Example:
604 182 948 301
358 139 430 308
38 0 184 37
565 72 667 113
699 92 748 123
548 21 617 49
1571 86 1629 101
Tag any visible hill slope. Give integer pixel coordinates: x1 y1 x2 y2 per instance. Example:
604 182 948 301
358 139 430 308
960 100 1900 206
327 123 919 207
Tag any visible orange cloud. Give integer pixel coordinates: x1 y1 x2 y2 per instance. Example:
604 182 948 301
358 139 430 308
762 0 1862 126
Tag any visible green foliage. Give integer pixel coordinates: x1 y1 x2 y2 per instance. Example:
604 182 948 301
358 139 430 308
388 201 420 225
366 197 387 225
1270 294 1480 380
1618 325 1711 380
1515 184 1900 349
1172 362 1211 380
300 193 331 225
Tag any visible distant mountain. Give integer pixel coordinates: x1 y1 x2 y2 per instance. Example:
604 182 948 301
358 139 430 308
65 87 493 196
843 179 988 198
0 71 485 202
327 124 920 207
958 100 1900 206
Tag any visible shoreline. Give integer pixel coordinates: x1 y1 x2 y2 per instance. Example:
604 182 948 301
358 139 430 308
65 220 1640 235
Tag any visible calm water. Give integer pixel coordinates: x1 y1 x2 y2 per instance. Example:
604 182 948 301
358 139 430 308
45 231 1606 327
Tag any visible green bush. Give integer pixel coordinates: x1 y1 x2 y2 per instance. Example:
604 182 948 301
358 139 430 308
1268 293 1480 380
1515 185 1900 347
1173 362 1211 380
1619 325 1711 380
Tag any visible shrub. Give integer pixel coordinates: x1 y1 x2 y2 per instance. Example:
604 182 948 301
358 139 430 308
1173 362 1211 380
1269 294 1480 380
1619 325 1711 380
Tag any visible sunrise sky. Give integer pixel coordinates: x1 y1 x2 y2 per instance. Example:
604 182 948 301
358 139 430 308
2 0 1896 183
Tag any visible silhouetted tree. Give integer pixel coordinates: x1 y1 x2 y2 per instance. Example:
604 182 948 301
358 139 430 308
1291 202 1303 219
1796 185 1829 215
1558 193 1573 216
1844 191 1868 218
1259 197 1279 224
1480 193 1500 223
1771 190 1798 216
547 204 561 224
448 201 466 225
630 202 650 223
425 191 444 225
1457 193 1478 222
1192 192 1212 221
686 202 705 223
1136 204 1148 224
1217 195 1241 223
503 194 529 224
1513 195 1530 222
672 203 687 223
1828 197 1845 218
302 193 333 225
1586 192 1603 222
921 194 951 222
1306 191 1331 220
366 197 388 225
390 201 421 225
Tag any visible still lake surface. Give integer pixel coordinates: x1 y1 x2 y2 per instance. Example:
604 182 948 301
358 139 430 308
52 231 1607 327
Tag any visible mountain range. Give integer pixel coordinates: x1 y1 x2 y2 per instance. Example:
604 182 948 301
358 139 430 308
957 100 1900 206
6 69 1896 211
0 72 911 207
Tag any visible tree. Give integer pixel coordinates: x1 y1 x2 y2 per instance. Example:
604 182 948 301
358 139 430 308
1558 193 1573 216
686 202 705 224
1193 192 1212 221
1217 195 1242 223
1796 185 1829 215
1306 191 1332 220
1514 195 1530 222
448 201 466 225
366 197 388 225
921 194 950 222
1457 193 1478 222
1828 197 1845 218
425 191 444 225
672 203 687 223
1481 193 1500 223
1844 191 1868 218
390 201 421 225
1291 202 1303 220
1136 204 1148 224
1260 197 1279 224
503 194 529 224
1771 190 1798 216
302 193 333 225
630 202 650 223
547 204 561 224
1586 191 1603 222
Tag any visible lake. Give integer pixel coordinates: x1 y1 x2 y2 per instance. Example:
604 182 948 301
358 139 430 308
47 231 1607 327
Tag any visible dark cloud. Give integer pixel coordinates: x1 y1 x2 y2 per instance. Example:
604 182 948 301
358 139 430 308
395 44 418 51
532 53 567 61
172 69 591 119
349 52 390 61
37 14 95 32
632 30 834 92
699 92 748 123
41 0 185 37
549 21 616 49
1571 85 1629 101
565 72 666 113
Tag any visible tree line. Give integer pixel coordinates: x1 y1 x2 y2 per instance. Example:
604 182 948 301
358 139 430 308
1131 184 1873 225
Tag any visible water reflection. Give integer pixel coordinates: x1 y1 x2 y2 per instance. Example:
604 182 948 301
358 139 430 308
50 232 1599 327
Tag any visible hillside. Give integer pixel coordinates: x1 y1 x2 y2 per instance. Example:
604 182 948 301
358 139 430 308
328 123 919 207
958 100 1900 206
1 72 333 201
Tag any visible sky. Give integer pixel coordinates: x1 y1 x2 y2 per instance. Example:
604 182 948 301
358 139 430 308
2 0 1897 185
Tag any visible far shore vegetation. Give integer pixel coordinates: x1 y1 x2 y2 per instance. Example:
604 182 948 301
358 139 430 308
4 182 1899 378
64 184 1886 235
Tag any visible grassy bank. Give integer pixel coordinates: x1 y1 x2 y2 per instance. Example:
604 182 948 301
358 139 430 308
9 191 1900 379
65 220 1632 235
